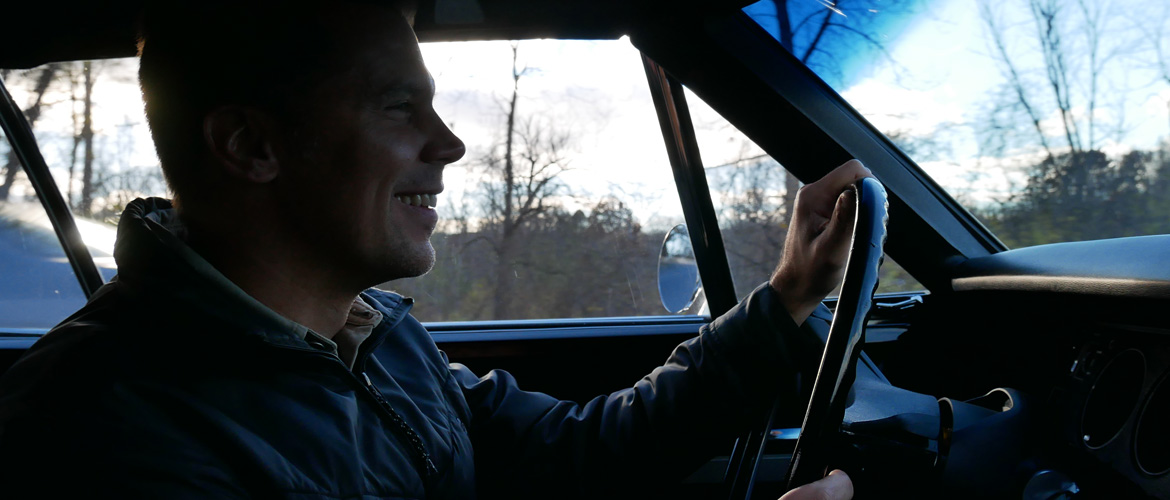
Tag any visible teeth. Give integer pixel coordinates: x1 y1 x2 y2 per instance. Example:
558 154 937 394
395 194 437 208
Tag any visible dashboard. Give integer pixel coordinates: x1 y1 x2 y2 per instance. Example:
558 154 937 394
871 236 1170 498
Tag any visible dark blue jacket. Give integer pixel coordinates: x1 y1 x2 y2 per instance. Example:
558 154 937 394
0 198 821 498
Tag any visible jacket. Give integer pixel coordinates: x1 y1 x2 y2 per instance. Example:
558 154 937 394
0 198 823 499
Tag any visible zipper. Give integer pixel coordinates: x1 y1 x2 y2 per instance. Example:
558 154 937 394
359 371 439 482
274 341 439 484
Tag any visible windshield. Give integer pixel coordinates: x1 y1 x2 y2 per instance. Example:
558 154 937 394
745 0 1170 248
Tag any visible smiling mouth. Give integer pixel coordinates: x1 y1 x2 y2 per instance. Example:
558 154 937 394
394 193 438 209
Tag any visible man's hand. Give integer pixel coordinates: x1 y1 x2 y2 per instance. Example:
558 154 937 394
778 470 853 500
771 160 874 325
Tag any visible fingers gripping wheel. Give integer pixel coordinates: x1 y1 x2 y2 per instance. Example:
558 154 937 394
782 177 888 492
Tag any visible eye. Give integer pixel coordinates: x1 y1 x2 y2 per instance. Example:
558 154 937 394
384 101 413 116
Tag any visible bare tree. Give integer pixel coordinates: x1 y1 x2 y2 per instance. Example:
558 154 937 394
978 0 1130 157
87 167 165 223
44 59 142 218
1135 3 1170 132
0 65 59 201
67 63 84 209
764 0 911 83
972 0 1170 246
477 43 573 319
708 153 788 298
980 1 1057 158
78 61 97 216
0 60 135 215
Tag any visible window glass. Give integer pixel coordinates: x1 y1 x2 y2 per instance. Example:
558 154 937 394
4 61 164 228
744 0 1170 247
16 38 694 322
0 124 88 330
396 39 689 320
685 89 923 297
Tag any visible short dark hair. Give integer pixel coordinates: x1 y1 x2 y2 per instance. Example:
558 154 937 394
138 1 368 209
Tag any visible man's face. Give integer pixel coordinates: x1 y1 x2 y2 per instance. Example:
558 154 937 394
271 5 465 288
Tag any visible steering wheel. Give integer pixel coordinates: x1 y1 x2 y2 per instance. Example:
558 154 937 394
727 177 889 498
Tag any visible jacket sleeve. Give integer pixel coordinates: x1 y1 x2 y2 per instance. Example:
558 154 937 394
0 386 251 499
451 282 826 498
0 326 249 499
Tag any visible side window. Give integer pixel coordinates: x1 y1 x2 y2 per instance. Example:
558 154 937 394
0 124 87 330
685 89 924 298
12 44 693 325
3 60 149 282
390 39 690 321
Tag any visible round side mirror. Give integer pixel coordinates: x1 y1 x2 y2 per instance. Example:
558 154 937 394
657 224 702 314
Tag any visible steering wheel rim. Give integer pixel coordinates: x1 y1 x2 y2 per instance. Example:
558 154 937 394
726 178 888 498
780 176 888 491
724 177 888 499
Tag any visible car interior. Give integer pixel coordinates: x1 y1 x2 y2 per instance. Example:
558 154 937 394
1 0 1168 498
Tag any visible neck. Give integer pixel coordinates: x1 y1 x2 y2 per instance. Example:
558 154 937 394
184 215 358 339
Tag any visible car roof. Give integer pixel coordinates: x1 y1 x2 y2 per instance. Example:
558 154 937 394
0 0 747 69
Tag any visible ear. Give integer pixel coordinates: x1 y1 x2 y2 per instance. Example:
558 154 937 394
203 106 281 183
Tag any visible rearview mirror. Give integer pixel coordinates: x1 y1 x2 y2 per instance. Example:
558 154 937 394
657 224 702 314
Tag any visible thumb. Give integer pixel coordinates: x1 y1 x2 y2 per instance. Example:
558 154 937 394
821 187 857 253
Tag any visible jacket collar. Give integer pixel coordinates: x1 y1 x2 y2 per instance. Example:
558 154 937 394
113 198 412 351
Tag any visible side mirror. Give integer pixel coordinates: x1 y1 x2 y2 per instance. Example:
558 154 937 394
657 224 702 314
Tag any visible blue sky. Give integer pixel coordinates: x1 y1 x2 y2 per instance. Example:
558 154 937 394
744 0 1170 204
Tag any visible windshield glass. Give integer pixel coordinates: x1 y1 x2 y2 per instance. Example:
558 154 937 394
744 0 1170 247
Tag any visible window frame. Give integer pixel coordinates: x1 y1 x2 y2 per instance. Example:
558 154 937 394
0 10 949 333
0 46 739 335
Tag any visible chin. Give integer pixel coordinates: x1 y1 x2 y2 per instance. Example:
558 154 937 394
402 256 436 279
372 243 436 283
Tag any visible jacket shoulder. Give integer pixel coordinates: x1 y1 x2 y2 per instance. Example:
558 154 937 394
2 282 133 382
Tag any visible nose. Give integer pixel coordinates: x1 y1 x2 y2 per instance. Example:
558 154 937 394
421 109 466 167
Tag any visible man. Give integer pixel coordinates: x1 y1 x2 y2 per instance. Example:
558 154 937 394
0 2 866 498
